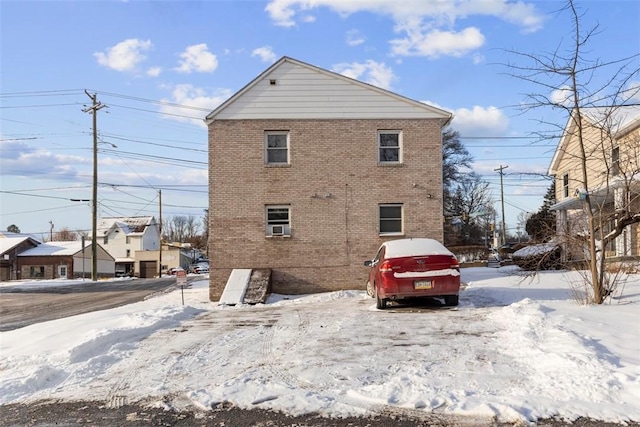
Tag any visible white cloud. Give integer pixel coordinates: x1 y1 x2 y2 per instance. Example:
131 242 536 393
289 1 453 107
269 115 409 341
301 14 316 23
265 0 298 27
550 85 573 107
332 60 396 90
346 29 365 46
94 39 153 72
450 105 510 137
252 46 277 63
146 67 162 77
175 44 218 73
160 84 232 128
0 140 88 179
100 168 208 186
623 81 640 102
265 0 544 58
390 27 485 58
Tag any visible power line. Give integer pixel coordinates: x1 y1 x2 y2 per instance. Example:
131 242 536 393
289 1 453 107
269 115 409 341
88 89 212 112
106 102 204 120
0 190 86 201
98 148 207 166
103 134 206 152
1 205 86 216
0 103 81 109
0 89 85 97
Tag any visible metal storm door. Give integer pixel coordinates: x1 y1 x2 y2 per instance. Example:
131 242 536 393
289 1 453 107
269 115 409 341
58 265 68 279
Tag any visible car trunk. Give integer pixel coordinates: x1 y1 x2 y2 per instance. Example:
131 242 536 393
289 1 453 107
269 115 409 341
381 254 459 296
396 254 455 273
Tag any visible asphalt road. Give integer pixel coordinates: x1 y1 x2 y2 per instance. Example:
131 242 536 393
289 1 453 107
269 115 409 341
0 276 193 332
0 400 634 427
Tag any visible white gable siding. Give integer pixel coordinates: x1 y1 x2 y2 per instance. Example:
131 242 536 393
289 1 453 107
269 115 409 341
142 224 160 251
214 61 446 120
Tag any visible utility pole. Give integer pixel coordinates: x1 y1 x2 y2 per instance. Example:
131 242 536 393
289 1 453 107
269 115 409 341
83 91 106 282
158 189 162 277
70 199 90 280
49 220 54 241
494 165 508 245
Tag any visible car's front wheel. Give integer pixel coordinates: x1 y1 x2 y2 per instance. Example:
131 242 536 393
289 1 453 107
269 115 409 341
375 285 388 309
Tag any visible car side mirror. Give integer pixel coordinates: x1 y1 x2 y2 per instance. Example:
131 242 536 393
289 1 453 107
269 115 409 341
364 260 372 267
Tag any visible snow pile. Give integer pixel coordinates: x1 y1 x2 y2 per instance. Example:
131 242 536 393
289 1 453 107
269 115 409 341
0 267 639 424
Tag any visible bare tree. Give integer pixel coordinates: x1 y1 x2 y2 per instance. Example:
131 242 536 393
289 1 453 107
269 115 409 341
442 127 473 192
516 211 531 242
53 228 78 241
163 215 202 244
202 209 209 256
446 173 494 246
442 127 477 246
6 224 20 233
506 0 640 304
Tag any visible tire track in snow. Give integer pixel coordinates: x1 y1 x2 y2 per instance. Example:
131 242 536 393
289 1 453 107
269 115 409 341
260 309 326 391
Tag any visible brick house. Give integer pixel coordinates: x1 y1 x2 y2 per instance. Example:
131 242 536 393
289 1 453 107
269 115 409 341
548 105 640 261
206 57 452 300
18 241 115 280
0 232 41 281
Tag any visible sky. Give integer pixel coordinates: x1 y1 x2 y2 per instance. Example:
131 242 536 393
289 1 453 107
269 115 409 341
1 266 639 424
1 0 639 239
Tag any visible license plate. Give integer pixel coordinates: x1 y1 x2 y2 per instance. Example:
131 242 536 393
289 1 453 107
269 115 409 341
414 280 432 289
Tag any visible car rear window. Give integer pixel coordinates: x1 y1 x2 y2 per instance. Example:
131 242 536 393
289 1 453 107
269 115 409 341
383 238 453 259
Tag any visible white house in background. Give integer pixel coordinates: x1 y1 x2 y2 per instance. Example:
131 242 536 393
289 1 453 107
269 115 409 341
96 216 160 276
17 241 115 279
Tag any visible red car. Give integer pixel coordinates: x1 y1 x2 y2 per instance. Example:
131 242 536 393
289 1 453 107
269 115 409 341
364 238 461 309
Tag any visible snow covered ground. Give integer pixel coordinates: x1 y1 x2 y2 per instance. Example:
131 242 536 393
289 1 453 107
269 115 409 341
1 266 639 425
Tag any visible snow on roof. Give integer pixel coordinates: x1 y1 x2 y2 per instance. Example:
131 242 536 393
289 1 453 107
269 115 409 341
512 243 559 258
382 238 453 259
582 105 640 133
98 216 154 235
0 233 41 254
18 241 87 257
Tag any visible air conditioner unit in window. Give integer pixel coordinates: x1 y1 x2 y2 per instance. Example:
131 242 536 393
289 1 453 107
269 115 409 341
270 225 285 236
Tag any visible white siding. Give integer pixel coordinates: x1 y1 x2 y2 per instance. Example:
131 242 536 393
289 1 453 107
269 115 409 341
142 225 160 250
213 61 447 120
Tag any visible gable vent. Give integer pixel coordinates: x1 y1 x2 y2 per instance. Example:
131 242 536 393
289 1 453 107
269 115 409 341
269 79 277 86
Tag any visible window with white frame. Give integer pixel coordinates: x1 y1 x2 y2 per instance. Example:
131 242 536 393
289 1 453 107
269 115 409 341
266 205 291 236
563 174 569 198
379 204 403 235
378 130 402 164
265 131 289 165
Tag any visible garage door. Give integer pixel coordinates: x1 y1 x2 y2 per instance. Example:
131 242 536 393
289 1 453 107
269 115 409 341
139 261 157 278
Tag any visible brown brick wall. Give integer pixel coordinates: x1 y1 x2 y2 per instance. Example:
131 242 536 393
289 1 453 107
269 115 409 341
208 118 446 300
18 256 72 280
